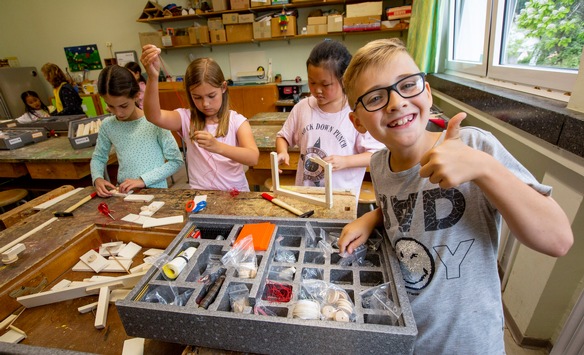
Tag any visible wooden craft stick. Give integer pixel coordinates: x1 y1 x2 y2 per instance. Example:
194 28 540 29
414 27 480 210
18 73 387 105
94 286 111 329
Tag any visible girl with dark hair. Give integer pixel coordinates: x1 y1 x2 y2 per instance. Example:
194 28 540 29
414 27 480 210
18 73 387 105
124 61 147 109
90 64 183 197
16 91 52 123
140 45 259 192
275 40 383 196
40 63 84 115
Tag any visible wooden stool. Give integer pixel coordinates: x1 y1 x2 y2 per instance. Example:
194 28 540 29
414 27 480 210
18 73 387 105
264 175 297 191
0 189 28 213
358 181 376 216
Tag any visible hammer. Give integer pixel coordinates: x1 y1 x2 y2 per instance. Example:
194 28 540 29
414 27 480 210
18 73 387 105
54 192 98 217
261 193 314 218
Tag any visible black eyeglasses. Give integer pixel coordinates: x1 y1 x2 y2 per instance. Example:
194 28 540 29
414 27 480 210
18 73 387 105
353 72 426 112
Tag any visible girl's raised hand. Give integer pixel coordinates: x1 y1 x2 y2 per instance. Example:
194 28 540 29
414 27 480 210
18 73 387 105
140 45 162 78
194 130 220 153
419 112 485 189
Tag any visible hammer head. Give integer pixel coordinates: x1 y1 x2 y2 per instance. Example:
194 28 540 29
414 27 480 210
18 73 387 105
54 212 74 217
299 210 314 218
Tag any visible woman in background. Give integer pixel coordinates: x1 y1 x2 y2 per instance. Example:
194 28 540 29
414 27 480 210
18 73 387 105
41 63 84 116
124 61 147 109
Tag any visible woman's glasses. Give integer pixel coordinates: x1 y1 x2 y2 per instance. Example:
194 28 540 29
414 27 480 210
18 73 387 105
353 72 426 112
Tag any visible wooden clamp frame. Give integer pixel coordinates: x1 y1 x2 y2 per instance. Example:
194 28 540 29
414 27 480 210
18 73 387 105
269 152 333 209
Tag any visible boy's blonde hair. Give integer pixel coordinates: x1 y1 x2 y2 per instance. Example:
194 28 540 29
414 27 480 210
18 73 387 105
184 57 230 139
343 38 410 109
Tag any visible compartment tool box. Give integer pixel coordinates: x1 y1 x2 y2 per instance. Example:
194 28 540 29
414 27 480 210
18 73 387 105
15 114 86 132
117 215 416 355
68 114 108 149
0 127 47 150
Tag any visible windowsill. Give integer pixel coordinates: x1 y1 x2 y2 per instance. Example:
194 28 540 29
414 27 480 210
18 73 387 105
427 74 584 159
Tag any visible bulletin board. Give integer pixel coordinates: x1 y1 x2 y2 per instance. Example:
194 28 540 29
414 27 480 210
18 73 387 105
64 44 103 71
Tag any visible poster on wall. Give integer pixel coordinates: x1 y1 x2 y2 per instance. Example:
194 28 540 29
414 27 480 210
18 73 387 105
64 44 103 71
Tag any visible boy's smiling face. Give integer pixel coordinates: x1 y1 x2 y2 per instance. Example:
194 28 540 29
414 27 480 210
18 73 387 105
350 52 433 152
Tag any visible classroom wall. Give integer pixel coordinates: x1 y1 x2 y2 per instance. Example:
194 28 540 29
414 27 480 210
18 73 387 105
0 0 405 90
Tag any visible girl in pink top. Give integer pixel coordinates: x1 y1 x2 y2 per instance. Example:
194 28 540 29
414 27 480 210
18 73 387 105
140 45 259 191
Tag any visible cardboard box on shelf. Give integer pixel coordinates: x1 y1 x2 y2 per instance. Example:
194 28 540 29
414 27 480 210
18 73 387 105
307 24 327 35
208 17 224 30
271 0 288 4
139 32 163 48
212 0 228 11
161 35 173 47
327 15 343 32
346 1 382 18
171 35 190 46
239 13 255 23
222 13 239 24
386 5 412 20
188 26 210 44
230 0 250 9
210 29 227 43
343 15 381 32
253 20 272 39
270 15 296 37
226 24 253 42
250 0 270 7
307 16 327 25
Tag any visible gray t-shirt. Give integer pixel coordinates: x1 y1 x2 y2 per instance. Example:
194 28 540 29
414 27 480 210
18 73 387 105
371 127 550 354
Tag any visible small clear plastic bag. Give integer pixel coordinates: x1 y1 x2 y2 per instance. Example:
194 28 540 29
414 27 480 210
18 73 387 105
274 236 296 263
142 285 193 306
228 284 251 313
221 235 258 279
254 299 277 317
296 279 356 322
305 221 320 248
360 282 402 323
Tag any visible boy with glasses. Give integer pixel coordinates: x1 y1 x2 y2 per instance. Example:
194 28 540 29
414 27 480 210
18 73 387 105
338 38 573 354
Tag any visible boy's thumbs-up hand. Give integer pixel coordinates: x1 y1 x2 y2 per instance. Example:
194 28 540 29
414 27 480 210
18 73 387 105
420 112 481 189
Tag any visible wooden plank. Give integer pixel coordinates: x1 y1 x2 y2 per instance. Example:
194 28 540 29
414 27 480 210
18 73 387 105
16 271 146 308
33 187 82 210
94 286 110 329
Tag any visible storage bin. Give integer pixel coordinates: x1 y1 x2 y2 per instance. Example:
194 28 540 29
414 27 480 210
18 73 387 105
68 114 108 150
117 215 417 355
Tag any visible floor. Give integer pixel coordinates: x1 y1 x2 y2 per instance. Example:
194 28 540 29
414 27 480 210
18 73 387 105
168 167 549 354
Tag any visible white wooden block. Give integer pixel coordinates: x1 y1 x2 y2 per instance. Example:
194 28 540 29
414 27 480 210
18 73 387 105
109 288 131 302
122 337 145 355
124 194 154 203
78 301 99 314
142 215 184 228
50 279 72 291
0 327 26 343
0 315 17 330
143 248 164 256
83 276 115 282
139 201 165 217
73 259 132 273
79 250 109 273
17 271 146 308
117 242 142 259
99 241 124 256
130 263 152 274
94 286 110 329
121 214 152 225
33 188 84 210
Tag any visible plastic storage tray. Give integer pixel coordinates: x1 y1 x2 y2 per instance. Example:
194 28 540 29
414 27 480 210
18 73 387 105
15 114 86 132
0 127 47 150
117 215 416 355
68 114 108 149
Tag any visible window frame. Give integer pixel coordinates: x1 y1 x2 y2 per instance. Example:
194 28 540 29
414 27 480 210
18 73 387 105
444 0 579 93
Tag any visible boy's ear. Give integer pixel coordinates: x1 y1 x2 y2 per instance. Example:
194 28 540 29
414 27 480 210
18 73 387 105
349 111 368 134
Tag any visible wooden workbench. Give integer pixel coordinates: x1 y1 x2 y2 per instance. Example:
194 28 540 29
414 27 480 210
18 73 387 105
0 137 117 180
248 112 289 126
0 186 355 354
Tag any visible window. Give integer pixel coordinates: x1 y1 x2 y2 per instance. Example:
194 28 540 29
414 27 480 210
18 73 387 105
444 0 582 93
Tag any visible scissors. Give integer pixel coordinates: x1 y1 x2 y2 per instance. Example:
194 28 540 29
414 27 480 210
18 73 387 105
185 199 207 213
